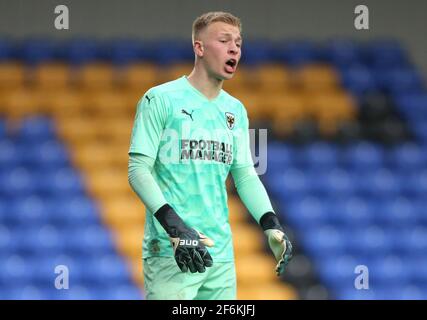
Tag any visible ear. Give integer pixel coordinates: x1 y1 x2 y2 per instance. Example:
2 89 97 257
193 40 204 58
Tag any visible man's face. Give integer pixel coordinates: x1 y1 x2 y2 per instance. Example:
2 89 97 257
195 22 242 80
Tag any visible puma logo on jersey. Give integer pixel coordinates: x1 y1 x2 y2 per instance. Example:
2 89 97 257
182 109 194 121
179 239 199 246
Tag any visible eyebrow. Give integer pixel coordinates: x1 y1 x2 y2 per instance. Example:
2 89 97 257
219 33 242 42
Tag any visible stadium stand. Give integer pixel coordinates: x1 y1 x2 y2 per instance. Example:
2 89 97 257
0 37 426 299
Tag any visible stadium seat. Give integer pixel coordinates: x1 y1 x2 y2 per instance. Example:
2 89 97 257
32 62 71 89
0 62 25 90
60 38 102 65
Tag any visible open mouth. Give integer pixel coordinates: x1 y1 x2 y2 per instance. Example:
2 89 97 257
226 59 237 68
225 59 237 73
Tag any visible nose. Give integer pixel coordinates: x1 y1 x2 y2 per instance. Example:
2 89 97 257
228 42 239 55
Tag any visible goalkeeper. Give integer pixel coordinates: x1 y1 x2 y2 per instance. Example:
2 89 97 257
128 11 292 300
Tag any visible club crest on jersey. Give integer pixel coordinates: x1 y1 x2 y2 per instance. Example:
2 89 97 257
225 112 235 130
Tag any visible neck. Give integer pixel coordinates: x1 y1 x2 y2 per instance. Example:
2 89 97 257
187 63 223 101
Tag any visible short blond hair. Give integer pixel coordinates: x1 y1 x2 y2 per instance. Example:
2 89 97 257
192 11 242 44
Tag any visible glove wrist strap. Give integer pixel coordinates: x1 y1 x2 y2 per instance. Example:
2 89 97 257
260 212 284 232
154 204 188 238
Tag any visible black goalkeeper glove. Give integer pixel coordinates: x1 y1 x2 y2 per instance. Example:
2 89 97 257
154 204 214 273
260 212 293 276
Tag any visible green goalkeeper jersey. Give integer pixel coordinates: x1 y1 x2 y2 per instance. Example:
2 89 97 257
129 76 254 262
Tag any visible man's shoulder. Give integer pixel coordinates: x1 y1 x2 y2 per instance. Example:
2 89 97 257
146 77 186 99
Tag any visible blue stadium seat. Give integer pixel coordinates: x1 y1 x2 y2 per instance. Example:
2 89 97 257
413 121 427 142
240 40 274 65
374 198 419 227
375 67 425 94
386 143 427 172
295 142 338 170
265 143 295 171
407 257 427 289
105 284 143 300
0 119 6 139
340 65 378 97
364 40 408 68
60 38 102 65
272 168 310 201
308 168 355 198
400 170 427 198
345 226 393 257
7 196 51 226
322 39 362 67
285 196 329 229
19 38 57 65
37 168 85 197
151 40 193 64
24 141 70 170
17 224 65 256
404 227 427 256
31 254 84 287
107 39 143 65
65 225 115 256
0 140 20 168
0 254 35 286
0 167 35 198
1 285 51 300
0 39 15 61
49 196 100 226
0 225 17 256
341 143 384 171
330 197 374 227
16 117 57 143
273 40 319 66
302 225 347 259
316 254 365 292
80 254 132 285
369 255 410 287
394 93 427 122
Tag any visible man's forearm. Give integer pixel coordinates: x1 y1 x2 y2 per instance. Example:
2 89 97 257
231 165 275 223
128 153 167 213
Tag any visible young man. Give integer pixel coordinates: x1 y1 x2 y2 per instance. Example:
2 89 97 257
128 11 292 300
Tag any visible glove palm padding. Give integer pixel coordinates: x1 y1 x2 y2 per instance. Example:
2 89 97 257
170 229 214 273
265 229 293 276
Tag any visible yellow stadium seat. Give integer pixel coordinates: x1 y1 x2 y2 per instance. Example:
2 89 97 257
41 89 85 117
86 169 131 198
0 62 25 90
101 195 145 229
32 62 71 89
119 63 159 90
235 254 277 284
271 92 307 138
296 64 340 93
306 91 356 136
1 88 42 118
129 256 144 287
84 90 130 118
238 282 297 300
233 91 265 122
228 196 247 224
71 142 116 171
231 224 264 254
76 63 115 90
113 226 144 259
249 63 293 93
161 62 193 82
56 117 99 145
222 66 250 93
